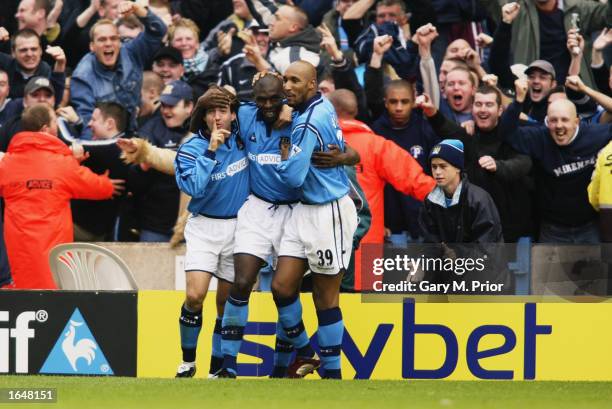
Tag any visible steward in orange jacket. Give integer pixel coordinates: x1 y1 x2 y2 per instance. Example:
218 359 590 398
340 118 436 244
0 106 115 289
329 89 435 290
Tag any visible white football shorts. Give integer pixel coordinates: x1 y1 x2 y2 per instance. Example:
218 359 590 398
279 194 357 275
183 214 236 283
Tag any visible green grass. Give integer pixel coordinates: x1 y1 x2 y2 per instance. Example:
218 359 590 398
0 377 611 409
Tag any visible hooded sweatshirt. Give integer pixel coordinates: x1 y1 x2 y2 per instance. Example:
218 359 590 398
341 118 435 291
340 118 435 244
268 25 322 74
0 131 114 288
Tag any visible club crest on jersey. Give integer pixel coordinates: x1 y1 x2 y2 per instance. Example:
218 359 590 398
289 144 302 158
410 145 424 159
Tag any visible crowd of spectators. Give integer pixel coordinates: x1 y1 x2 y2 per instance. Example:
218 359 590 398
0 0 610 289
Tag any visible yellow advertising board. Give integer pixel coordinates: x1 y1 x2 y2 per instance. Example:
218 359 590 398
137 291 612 380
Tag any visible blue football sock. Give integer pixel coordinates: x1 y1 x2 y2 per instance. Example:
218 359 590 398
209 317 223 374
317 307 343 379
274 295 314 358
221 296 249 374
179 303 202 363
271 321 294 378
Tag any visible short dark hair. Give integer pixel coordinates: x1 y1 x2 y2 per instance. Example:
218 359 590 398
475 84 502 106
96 101 128 133
11 28 41 51
253 71 284 92
22 103 53 132
34 0 52 15
318 70 334 84
384 79 415 98
545 85 567 102
377 0 406 12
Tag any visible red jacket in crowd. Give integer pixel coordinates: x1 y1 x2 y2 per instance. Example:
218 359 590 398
340 119 435 290
0 131 114 289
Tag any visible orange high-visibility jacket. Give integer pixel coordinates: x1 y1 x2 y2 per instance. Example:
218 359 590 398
340 119 435 290
0 131 114 289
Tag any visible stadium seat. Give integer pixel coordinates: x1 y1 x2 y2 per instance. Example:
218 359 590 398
49 243 138 290
508 237 532 295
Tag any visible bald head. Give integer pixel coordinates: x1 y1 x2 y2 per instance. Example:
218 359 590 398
269 5 309 41
328 89 358 119
548 99 577 118
286 5 308 30
547 99 579 146
445 39 471 60
283 61 317 107
287 61 316 82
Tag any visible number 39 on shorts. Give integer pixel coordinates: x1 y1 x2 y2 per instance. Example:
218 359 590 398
316 249 334 267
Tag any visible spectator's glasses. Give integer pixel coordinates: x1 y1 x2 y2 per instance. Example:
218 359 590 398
120 36 132 44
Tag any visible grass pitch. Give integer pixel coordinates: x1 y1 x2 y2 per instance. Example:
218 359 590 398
0 377 611 409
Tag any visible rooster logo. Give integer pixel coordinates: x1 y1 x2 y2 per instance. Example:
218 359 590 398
61 320 97 372
40 308 114 375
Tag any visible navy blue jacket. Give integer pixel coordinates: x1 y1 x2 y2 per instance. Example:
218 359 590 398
129 115 185 234
372 111 440 236
506 110 612 227
0 99 23 129
354 21 420 81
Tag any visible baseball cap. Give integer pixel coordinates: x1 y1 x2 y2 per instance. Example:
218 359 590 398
24 76 54 96
153 46 184 65
247 21 269 34
429 139 464 170
524 60 556 79
160 80 193 106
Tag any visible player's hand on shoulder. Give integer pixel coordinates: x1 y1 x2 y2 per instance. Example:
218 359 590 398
279 136 291 161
